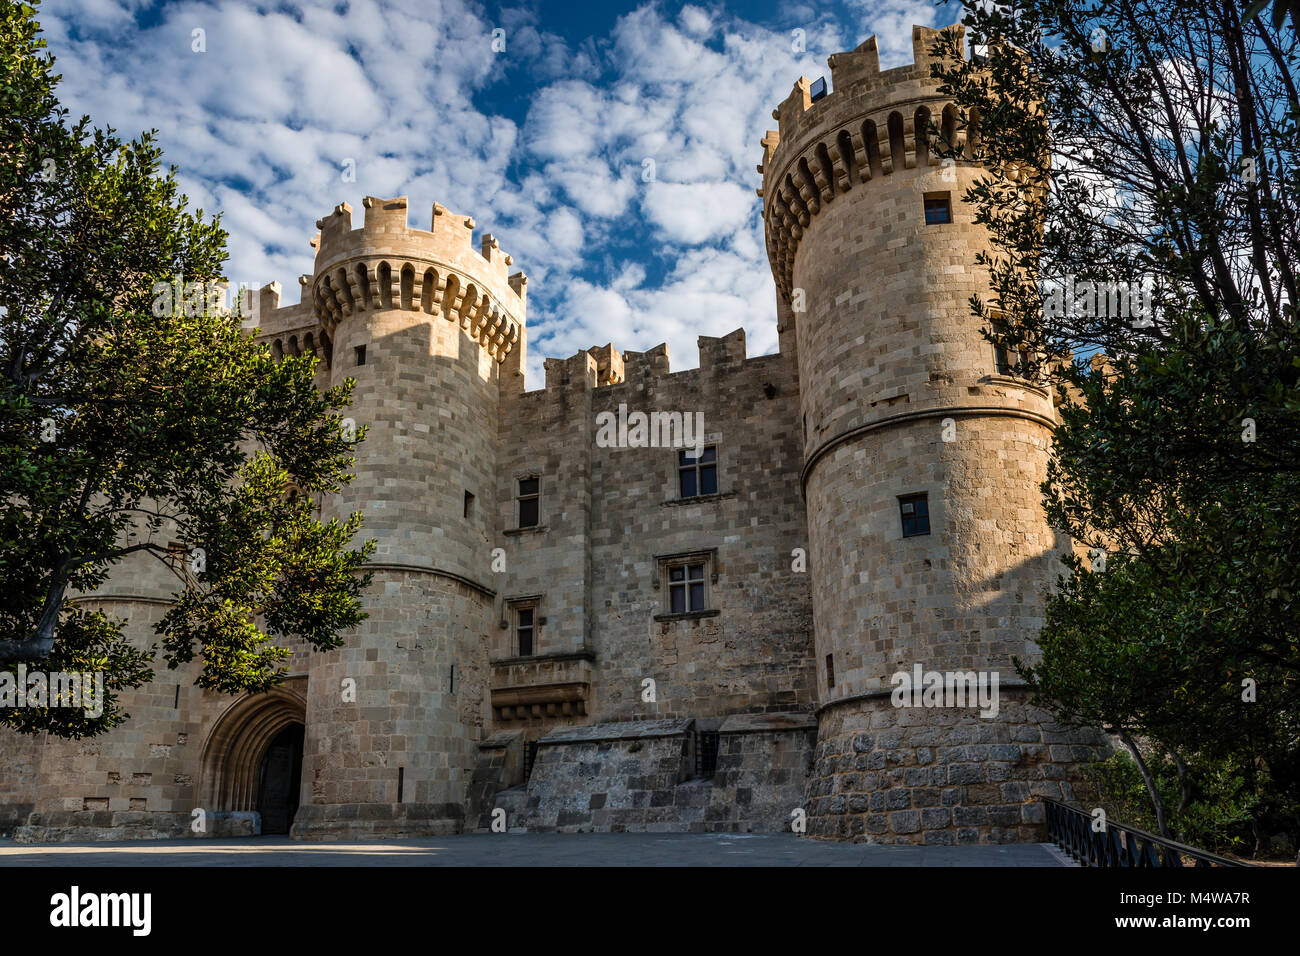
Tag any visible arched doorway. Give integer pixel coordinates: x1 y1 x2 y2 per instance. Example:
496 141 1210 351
198 683 307 836
256 723 304 834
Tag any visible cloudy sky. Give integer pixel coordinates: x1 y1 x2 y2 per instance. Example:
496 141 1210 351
36 0 948 388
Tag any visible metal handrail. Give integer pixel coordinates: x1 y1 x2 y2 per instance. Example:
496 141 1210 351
1042 797 1252 867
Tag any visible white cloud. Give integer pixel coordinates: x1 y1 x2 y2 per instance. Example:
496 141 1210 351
35 1 923 389
641 181 754 244
843 0 942 66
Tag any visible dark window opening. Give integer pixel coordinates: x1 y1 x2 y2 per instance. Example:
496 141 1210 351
516 607 535 657
695 730 721 777
668 563 707 613
463 490 474 519
924 193 952 225
994 342 1031 376
900 493 931 537
397 766 404 803
517 476 539 528
354 344 366 366
825 653 835 690
678 446 717 498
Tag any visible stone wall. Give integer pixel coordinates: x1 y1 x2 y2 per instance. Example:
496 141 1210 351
807 690 1107 844
480 716 815 834
492 332 817 749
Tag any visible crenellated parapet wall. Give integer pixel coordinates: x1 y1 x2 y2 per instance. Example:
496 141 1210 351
538 328 754 396
308 196 526 364
760 25 981 302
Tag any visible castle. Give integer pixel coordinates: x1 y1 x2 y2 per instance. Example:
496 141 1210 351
0 25 1107 844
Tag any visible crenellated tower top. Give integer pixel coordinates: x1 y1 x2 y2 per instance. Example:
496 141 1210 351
759 24 982 303
306 195 527 364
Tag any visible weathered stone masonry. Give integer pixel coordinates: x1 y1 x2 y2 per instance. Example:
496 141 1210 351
0 23 1107 843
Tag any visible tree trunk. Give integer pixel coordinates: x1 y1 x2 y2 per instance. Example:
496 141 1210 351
1117 727 1169 839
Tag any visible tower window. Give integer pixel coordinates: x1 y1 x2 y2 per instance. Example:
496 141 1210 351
993 315 1031 376
354 344 367 366
994 342 1031 376
464 490 475 519
678 445 717 498
923 193 952 225
825 653 835 690
899 493 931 537
517 476 539 528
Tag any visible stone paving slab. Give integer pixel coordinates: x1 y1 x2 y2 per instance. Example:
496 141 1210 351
0 834 1075 867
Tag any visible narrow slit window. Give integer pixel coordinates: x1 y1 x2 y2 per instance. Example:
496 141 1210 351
516 607 535 656
517 477 539 528
825 653 835 690
354 344 367 366
463 490 475 519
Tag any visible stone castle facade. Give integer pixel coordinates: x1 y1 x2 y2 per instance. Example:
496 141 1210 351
1 26 1106 844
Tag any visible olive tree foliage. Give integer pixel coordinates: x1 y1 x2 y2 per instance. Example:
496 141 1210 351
930 0 1298 847
0 1 374 738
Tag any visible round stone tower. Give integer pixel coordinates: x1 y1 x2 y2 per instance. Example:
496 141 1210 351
761 26 1105 844
292 195 525 838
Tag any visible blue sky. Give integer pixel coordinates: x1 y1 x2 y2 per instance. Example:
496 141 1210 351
37 0 952 387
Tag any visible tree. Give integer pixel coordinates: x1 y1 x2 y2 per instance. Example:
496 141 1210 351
930 0 1299 851
0 0 374 738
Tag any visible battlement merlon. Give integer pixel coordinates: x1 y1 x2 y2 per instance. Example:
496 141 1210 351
760 24 970 195
309 195 528 323
540 329 755 393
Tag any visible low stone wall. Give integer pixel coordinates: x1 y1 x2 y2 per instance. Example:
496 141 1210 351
482 715 816 833
16 810 191 842
14 808 261 842
711 713 816 832
466 731 526 829
291 802 464 841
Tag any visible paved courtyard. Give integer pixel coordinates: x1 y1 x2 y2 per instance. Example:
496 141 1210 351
0 833 1075 866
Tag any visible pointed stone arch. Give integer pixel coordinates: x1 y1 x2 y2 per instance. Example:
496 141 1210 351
197 683 307 825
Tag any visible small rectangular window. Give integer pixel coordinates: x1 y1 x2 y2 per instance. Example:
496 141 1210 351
992 316 1031 376
678 446 717 498
516 606 534 656
923 193 952 225
899 493 931 537
463 490 474 519
517 476 539 528
668 562 707 613
825 653 835 690
354 344 367 366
